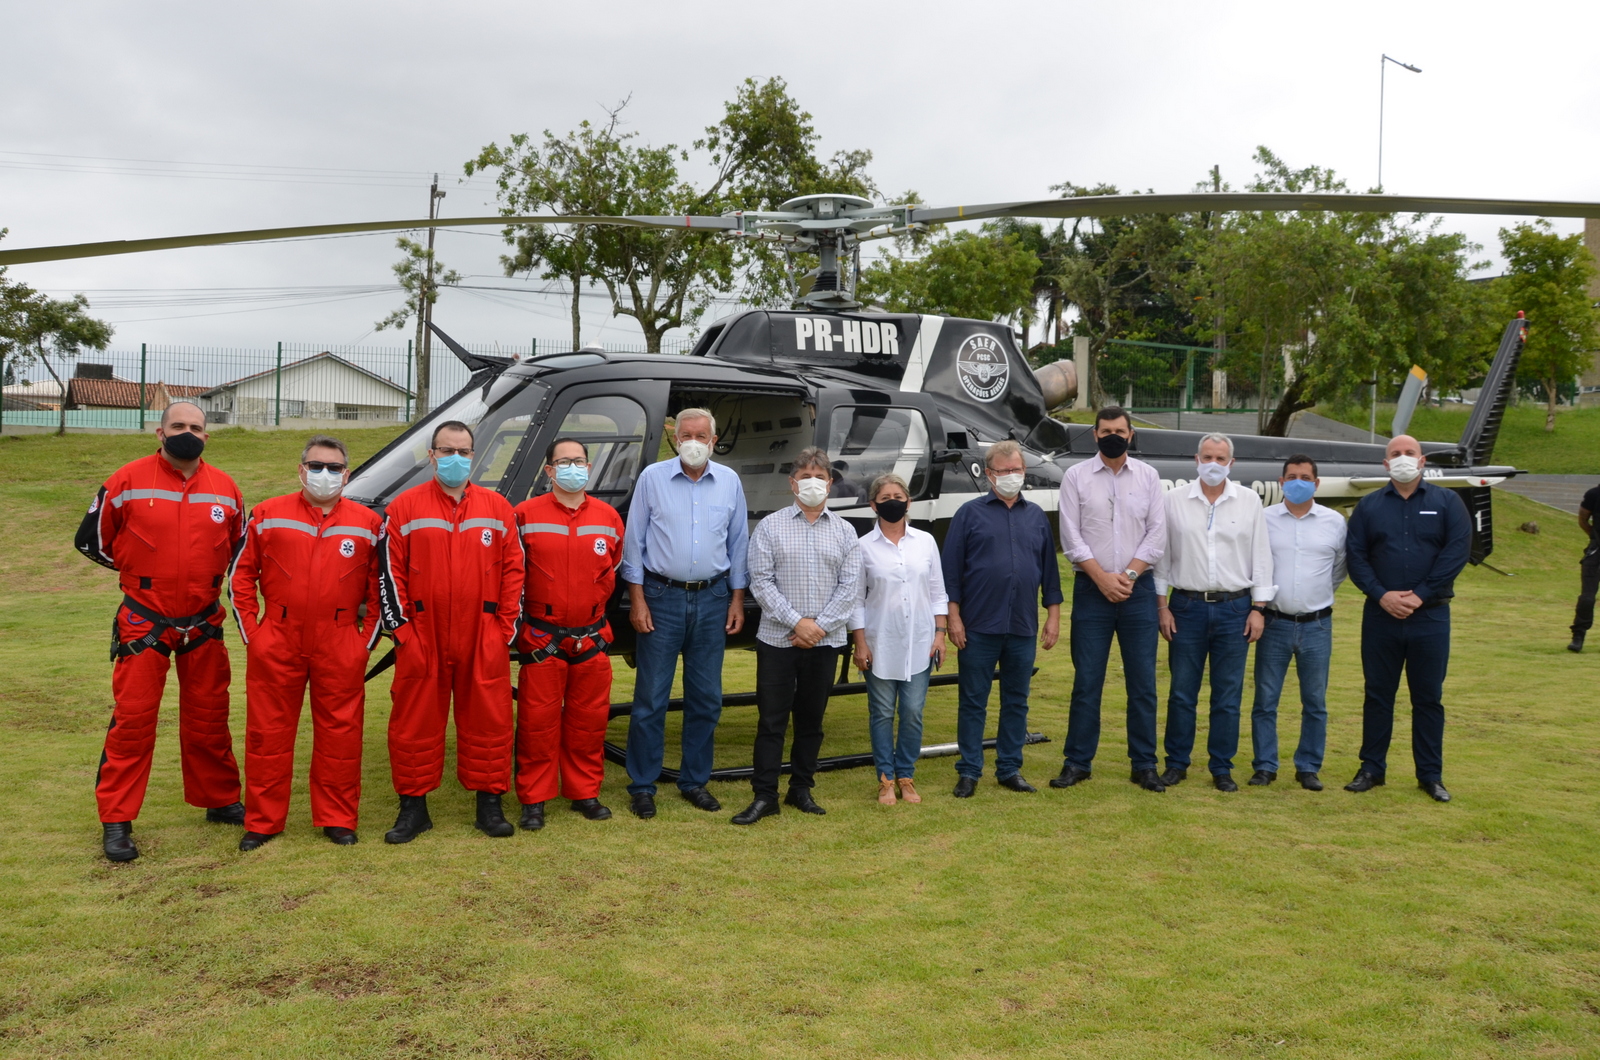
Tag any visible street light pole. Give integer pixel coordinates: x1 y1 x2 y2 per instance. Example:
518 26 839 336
1378 54 1422 191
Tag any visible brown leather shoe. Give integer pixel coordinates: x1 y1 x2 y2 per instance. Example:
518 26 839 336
877 774 897 805
896 777 922 804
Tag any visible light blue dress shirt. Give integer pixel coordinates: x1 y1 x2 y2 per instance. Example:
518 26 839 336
620 457 750 588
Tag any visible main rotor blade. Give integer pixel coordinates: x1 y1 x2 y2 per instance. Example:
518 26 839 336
0 213 739 266
910 192 1600 224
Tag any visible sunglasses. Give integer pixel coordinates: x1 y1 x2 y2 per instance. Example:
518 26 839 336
303 461 347 473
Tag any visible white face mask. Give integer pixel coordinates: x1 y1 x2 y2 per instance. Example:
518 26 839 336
795 477 830 508
1387 455 1421 483
304 468 344 501
1196 461 1231 487
678 439 710 469
992 472 1025 498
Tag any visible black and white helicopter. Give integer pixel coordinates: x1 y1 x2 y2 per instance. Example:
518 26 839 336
5 190 1581 776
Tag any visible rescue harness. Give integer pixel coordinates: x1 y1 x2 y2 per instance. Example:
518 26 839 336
514 615 610 666
112 595 225 661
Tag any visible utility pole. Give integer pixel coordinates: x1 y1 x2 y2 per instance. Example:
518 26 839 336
1378 55 1422 191
1210 164 1227 412
412 174 445 419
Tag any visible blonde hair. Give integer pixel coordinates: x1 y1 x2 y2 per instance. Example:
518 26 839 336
984 439 1024 469
869 473 909 501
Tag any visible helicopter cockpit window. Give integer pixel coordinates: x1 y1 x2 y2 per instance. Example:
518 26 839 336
528 395 650 506
824 406 932 502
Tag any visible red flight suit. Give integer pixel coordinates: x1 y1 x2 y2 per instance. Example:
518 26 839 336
75 451 245 823
511 492 625 804
229 493 382 834
378 479 523 796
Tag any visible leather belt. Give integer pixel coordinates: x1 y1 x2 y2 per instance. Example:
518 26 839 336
1171 587 1251 604
1263 606 1332 623
644 569 727 592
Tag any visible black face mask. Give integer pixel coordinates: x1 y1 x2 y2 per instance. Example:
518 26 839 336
162 431 205 461
875 498 909 524
1096 433 1130 459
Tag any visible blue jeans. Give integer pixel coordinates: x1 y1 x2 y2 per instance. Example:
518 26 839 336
1249 612 1332 773
1163 593 1251 775
865 665 931 779
1359 603 1450 783
955 631 1035 780
1064 573 1160 772
625 578 728 795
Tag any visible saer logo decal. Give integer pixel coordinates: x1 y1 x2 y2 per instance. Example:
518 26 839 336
955 334 1009 402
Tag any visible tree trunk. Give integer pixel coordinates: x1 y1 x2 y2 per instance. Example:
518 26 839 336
1260 375 1312 437
570 265 583 351
1544 378 1559 431
36 345 67 436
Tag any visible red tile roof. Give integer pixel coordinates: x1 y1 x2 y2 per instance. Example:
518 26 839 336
67 378 208 409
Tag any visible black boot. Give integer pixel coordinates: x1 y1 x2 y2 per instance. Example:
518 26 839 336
570 798 613 821
1569 630 1585 653
384 794 433 844
520 802 546 831
474 792 514 838
102 821 138 862
205 802 245 825
238 831 277 852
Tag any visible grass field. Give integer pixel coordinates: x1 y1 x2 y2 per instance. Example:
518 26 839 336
2 427 1598 1058
1312 403 1600 475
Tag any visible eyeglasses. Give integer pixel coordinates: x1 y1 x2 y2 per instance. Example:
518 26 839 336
432 447 474 458
989 467 1026 475
302 461 347 473
549 458 588 469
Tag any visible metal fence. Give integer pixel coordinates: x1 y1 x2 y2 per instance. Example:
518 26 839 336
1 335 695 431
1101 339 1279 415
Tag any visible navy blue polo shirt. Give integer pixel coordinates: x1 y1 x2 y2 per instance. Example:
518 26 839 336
941 491 1064 636
1346 479 1471 610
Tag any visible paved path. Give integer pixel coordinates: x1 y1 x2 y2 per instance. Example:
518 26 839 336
1492 474 1597 515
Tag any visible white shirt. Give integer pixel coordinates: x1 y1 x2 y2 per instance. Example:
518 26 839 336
1263 502 1348 614
848 524 949 682
1153 479 1275 603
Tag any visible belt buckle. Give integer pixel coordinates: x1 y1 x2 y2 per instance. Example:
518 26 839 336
1203 591 1221 604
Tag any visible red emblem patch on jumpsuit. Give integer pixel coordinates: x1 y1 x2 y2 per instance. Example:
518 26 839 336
511 492 625 804
378 479 524 796
230 493 381 834
74 451 245 823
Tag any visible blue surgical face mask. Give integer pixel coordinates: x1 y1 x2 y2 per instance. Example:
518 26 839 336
435 453 472 489
554 464 590 492
1282 478 1317 505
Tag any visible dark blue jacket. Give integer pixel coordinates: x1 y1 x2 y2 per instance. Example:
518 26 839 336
1346 479 1471 613
941 491 1063 637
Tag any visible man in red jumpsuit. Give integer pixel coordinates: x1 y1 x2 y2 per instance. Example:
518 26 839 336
229 435 381 850
511 437 626 830
377 419 524 842
75 401 245 862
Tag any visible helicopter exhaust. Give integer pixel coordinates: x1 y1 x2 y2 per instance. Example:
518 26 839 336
1033 358 1078 410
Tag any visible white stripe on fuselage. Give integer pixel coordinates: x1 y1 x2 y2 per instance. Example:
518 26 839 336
898 315 943 394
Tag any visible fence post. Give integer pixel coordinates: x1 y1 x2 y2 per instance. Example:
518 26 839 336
404 339 413 421
531 337 537 359
138 343 147 431
274 341 283 427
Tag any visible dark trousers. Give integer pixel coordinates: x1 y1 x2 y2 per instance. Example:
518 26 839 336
1064 573 1160 772
752 643 841 800
956 631 1036 780
1572 548 1599 634
1358 604 1450 783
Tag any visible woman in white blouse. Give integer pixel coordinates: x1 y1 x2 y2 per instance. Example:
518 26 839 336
849 474 949 805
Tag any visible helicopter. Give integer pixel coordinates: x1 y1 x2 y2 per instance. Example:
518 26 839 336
6 189 1575 779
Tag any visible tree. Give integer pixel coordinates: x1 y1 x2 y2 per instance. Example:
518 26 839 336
858 227 1040 322
375 235 460 418
1496 221 1599 431
12 291 114 435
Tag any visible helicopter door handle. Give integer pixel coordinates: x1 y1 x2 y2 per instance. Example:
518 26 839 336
931 449 964 464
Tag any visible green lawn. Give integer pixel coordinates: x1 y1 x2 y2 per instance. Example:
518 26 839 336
2 428 1598 1058
1313 403 1600 475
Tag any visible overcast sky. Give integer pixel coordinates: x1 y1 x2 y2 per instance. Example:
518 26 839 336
3 0 1596 351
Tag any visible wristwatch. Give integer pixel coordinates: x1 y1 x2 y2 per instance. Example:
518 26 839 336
1123 568 1140 581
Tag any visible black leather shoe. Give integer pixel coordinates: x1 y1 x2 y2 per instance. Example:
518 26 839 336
680 786 722 812
730 798 779 825
1049 765 1092 788
1212 773 1239 792
519 802 546 831
323 826 357 845
102 821 138 863
238 831 277 852
205 802 245 825
474 792 514 837
1568 634 1585 653
784 789 826 815
952 776 978 798
1159 767 1187 787
1131 769 1167 792
384 794 433 844
630 792 657 819
1344 771 1385 793
570 798 612 820
1418 779 1452 802
997 773 1037 793
1248 770 1276 786
1295 771 1324 791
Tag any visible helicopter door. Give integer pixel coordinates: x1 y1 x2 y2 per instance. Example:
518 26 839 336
814 394 943 512
516 381 668 515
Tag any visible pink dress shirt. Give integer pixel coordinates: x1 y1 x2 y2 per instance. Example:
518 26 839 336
1057 453 1167 574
